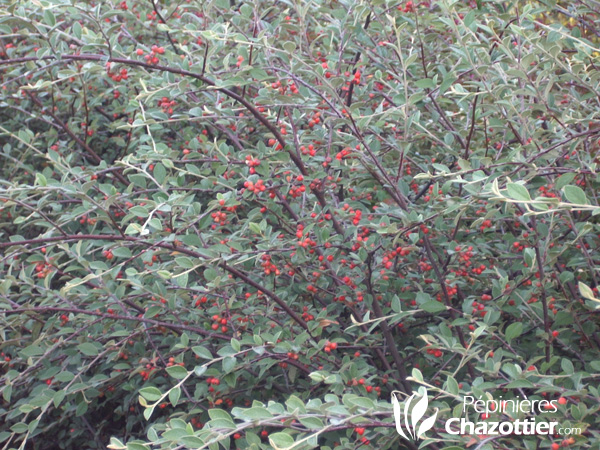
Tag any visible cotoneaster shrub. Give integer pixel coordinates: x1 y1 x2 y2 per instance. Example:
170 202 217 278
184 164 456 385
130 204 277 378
1 1 599 449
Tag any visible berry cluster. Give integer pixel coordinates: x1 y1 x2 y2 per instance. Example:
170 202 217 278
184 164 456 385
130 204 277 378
301 306 315 322
398 1 415 12
479 218 493 232
105 63 128 82
194 295 208 307
260 254 280 276
34 260 53 278
140 363 156 381
288 175 306 198
206 376 220 393
136 44 165 65
210 315 228 333
157 96 176 115
538 184 558 198
243 179 266 194
300 143 317 156
323 341 337 353
244 155 260 174
335 147 352 160
426 346 444 358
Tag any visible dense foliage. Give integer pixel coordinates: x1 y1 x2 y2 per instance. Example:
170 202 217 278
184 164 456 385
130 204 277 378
1 0 600 449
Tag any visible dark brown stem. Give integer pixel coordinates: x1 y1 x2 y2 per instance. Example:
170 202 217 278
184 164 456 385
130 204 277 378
530 217 551 366
465 94 478 158
1 306 229 340
0 234 310 332
149 0 180 54
365 253 411 393
422 237 476 380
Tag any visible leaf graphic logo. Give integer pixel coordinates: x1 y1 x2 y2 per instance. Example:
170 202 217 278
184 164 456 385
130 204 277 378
392 388 438 441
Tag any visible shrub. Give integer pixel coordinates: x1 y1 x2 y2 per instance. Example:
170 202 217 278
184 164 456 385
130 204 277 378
1 1 599 449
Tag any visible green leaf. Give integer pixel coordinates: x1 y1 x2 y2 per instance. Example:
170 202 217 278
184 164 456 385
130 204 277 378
505 379 534 388
73 21 82 39
144 305 162 318
560 271 574 284
168 386 181 407
561 358 574 374
107 437 127 449
505 322 523 342
2 385 11 403
411 367 424 382
175 271 188 288
143 406 155 420
222 356 236 373
439 73 457 94
204 268 217 281
175 257 195 268
563 185 588 205
20 345 44 357
299 416 323 430
111 247 132 258
249 222 262 234
180 436 204 446
208 408 234 422
506 183 531 202
415 78 435 89
53 390 66 408
129 206 149 217
578 281 599 302
420 301 447 313
162 428 192 441
166 365 188 380
153 163 166 184
555 172 576 190
523 248 535 268
43 10 56 27
446 375 459 395
139 387 162 402
76 400 88 416
35 173 47 186
192 346 213 359
269 432 295 449
194 365 207 377
126 443 149 450
243 407 273 419
77 343 99 356
11 423 28 433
